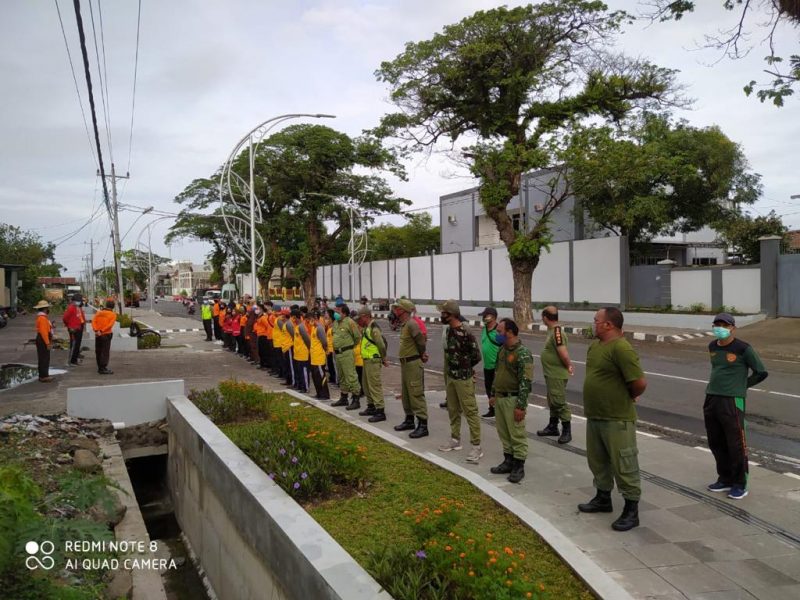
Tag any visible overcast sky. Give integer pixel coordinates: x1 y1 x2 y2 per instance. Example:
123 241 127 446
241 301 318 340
1 0 798 278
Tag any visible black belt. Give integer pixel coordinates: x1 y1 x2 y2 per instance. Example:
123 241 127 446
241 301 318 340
399 355 420 364
334 344 354 354
496 392 517 398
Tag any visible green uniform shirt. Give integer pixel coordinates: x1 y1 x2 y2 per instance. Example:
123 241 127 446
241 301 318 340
583 337 643 421
332 316 360 350
480 325 502 370
443 323 482 380
706 338 768 398
399 317 426 358
492 341 534 410
541 325 569 379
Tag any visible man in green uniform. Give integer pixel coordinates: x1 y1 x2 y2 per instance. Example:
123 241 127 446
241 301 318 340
355 306 388 423
437 300 484 463
536 306 575 444
330 304 362 407
579 307 647 532
704 312 768 500
489 319 533 483
479 307 502 418
392 298 429 438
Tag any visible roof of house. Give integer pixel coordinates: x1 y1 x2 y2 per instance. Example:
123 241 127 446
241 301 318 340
38 277 77 285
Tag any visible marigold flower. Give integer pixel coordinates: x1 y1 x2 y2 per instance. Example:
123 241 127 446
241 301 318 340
445 545 452 552
505 580 512 587
504 546 514 555
518 552 526 560
468 571 475 577
539 583 545 591
433 509 443 515
526 593 533 599
489 557 497 564
506 567 513 574
459 552 466 558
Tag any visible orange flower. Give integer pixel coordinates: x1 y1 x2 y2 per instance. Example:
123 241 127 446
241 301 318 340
459 552 466 558
403 510 413 516
518 552 526 560
489 557 497 564
506 567 513 574
468 571 475 577
433 509 443 515
505 579 513 587
504 546 514 555
539 583 545 591
445 545 452 552
467 539 475 545
526 593 532 599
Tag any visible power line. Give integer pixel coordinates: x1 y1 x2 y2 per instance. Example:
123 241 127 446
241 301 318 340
53 0 97 169
127 0 142 174
87 0 114 164
72 0 111 214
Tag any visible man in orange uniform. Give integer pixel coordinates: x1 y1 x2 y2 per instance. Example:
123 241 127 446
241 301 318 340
91 300 117 375
62 293 87 366
212 298 222 341
34 300 54 382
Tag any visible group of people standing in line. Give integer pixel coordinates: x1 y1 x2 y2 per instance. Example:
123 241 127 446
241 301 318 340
34 294 118 382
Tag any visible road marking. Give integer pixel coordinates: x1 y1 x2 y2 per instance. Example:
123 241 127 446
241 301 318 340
637 431 660 438
694 446 712 453
784 472 800 481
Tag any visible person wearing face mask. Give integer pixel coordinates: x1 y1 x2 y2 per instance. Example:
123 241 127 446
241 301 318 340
478 307 502 418
392 298 429 438
34 300 55 382
330 304 362 407
578 307 647 532
63 293 87 366
704 312 767 501
201 300 214 341
437 300 484 463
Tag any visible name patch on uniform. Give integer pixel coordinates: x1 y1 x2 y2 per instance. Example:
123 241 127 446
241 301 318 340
554 326 563 346
726 353 737 363
508 353 516 362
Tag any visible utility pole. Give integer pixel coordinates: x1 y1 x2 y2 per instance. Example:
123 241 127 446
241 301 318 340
100 163 130 315
89 238 95 301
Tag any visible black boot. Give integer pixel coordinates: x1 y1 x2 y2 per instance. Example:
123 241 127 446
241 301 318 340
558 421 572 444
439 401 447 409
490 453 513 474
611 499 640 532
537 417 560 437
481 406 495 418
346 396 362 411
409 418 429 439
368 408 386 423
394 415 415 431
359 404 376 416
578 489 613 513
507 458 525 483
331 394 349 407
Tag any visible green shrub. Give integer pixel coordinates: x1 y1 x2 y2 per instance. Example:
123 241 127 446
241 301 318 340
137 332 161 349
188 380 272 424
688 303 706 313
116 313 133 328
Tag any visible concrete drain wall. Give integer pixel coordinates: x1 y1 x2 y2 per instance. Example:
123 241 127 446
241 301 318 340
166 395 388 600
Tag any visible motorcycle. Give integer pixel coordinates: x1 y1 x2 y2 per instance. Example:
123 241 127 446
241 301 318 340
187 302 196 315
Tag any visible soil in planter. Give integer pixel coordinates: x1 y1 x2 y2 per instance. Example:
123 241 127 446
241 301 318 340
126 454 209 600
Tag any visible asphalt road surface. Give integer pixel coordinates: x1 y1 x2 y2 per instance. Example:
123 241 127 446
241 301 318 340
155 301 800 469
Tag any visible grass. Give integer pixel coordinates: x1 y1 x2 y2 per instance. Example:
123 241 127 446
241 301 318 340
218 393 593 599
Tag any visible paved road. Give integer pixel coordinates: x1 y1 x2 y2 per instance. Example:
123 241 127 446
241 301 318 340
153 301 800 468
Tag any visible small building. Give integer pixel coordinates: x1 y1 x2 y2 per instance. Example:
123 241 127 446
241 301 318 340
0 263 24 309
38 276 78 303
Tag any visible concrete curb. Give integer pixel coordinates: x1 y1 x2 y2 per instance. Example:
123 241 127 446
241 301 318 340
372 312 712 344
285 388 635 600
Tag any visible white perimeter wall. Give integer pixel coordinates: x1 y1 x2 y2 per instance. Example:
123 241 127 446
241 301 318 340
491 247 514 302
409 256 432 300
395 259 409 298
461 251 491 302
433 253 459 299
372 261 389 298
722 268 761 313
572 238 622 304
532 242 570 302
672 270 713 309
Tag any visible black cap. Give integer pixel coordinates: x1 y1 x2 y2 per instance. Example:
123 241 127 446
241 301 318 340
713 312 736 326
478 307 498 317
72 293 83 302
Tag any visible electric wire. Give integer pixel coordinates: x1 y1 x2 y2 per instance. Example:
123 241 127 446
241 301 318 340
54 0 97 170
87 0 114 165
127 0 142 174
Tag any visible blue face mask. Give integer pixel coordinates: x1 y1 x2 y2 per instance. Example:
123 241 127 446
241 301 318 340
712 326 731 340
333 312 341 322
495 334 507 345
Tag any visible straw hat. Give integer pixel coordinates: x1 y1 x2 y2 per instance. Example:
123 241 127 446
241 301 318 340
33 300 51 310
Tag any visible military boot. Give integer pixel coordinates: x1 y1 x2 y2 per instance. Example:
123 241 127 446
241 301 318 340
359 404 377 416
490 453 513 474
481 406 495 418
368 408 386 423
578 489 613 513
330 393 349 407
393 415 415 431
537 417 560 437
507 458 525 483
346 396 361 411
558 421 572 444
408 418 429 439
611 499 639 532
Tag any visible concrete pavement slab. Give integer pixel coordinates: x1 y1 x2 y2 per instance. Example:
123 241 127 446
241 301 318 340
654 563 740 595
705 559 798 590
607 568 686 598
628 543 701 567
743 585 800 600
676 539 755 563
727 533 798 559
585 548 646 572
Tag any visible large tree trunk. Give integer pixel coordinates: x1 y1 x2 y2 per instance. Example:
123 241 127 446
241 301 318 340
510 257 535 329
302 272 316 308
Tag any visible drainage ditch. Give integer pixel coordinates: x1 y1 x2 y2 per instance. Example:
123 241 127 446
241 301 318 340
125 453 209 600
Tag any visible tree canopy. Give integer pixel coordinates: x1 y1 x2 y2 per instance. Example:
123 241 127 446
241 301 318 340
367 213 440 260
374 1 680 324
0 224 61 306
717 210 788 262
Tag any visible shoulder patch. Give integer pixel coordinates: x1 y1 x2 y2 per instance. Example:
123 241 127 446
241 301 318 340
554 326 564 346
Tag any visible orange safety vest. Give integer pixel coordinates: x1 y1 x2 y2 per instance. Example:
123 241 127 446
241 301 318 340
212 303 220 317
36 313 52 345
265 313 276 340
92 309 116 335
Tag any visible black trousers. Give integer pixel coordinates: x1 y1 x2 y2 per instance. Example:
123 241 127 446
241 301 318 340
202 319 213 340
213 319 222 340
36 335 50 378
326 353 337 384
258 337 272 368
95 334 112 370
237 334 246 355
704 394 749 487
283 350 294 385
69 327 84 364
356 365 363 398
294 359 309 392
484 368 495 399
310 364 330 399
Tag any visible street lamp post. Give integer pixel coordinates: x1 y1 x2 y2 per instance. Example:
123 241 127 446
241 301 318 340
219 113 335 300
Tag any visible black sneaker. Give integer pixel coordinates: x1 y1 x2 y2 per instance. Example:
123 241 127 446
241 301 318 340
707 481 732 493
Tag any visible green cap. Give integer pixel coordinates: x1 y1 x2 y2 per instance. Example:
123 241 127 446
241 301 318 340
392 298 416 312
436 299 460 316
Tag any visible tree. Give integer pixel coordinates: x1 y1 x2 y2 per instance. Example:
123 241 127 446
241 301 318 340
368 213 440 259
121 249 170 291
258 124 407 304
373 1 679 325
563 113 762 247
643 1 800 106
717 210 787 262
0 224 62 306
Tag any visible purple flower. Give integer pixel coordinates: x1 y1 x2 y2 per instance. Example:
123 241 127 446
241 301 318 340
268 473 275 480
415 550 426 560
293 482 300 490
301 472 308 480
291 456 298 464
279 448 286 456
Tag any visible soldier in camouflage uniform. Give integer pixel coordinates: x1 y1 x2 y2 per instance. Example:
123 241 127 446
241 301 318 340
436 300 484 463
489 318 533 483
